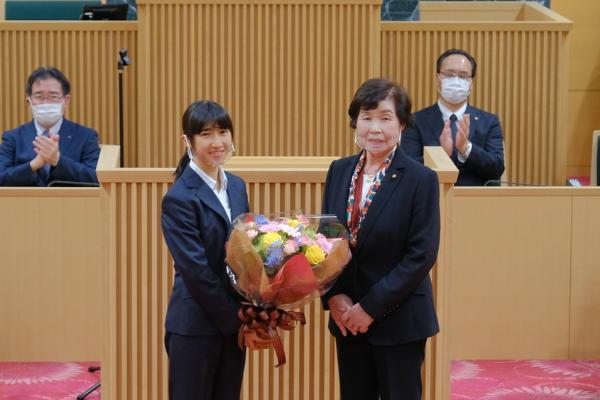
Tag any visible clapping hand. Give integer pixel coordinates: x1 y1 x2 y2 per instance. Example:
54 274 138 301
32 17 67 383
455 114 470 154
33 133 60 166
439 120 453 157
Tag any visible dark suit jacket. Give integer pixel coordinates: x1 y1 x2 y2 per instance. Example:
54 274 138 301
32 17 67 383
0 119 100 186
161 165 250 336
321 149 440 346
401 103 505 186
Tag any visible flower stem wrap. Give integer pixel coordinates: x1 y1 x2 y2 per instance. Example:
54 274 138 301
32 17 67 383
237 303 306 367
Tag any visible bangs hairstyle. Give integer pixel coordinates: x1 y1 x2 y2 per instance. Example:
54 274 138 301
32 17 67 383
26 66 71 96
182 100 234 138
174 100 234 179
348 78 413 130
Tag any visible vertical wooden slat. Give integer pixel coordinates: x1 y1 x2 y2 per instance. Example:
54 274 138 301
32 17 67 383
136 1 380 167
101 162 345 400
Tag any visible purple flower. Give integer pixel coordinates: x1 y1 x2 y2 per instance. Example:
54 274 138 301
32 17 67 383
255 215 269 225
265 243 284 268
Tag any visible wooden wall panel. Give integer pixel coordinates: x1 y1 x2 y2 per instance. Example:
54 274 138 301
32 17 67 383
136 0 381 167
381 2 572 185
441 187 600 399
570 195 600 359
552 0 600 177
102 179 172 400
0 189 104 362
0 22 139 166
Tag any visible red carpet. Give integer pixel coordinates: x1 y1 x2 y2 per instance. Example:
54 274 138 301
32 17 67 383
451 360 600 399
0 362 100 399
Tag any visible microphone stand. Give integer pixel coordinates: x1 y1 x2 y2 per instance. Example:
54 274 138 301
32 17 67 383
77 49 131 400
117 49 131 167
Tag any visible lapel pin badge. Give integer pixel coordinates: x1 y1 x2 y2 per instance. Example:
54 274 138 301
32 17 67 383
391 173 397 179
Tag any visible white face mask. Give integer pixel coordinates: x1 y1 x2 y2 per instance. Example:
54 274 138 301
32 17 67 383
440 77 471 105
30 101 64 127
183 135 195 161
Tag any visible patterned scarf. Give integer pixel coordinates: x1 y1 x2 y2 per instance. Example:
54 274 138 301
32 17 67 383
346 148 396 247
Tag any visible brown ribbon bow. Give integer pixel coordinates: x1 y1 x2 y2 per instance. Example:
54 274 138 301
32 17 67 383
238 302 306 367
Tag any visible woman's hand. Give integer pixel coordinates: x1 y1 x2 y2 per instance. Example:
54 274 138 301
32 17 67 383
342 303 373 335
328 294 354 336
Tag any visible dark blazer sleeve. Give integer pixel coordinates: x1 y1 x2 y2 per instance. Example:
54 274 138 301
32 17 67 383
161 192 241 335
51 127 100 184
0 130 41 186
460 113 505 182
400 126 424 164
359 168 440 321
320 159 345 310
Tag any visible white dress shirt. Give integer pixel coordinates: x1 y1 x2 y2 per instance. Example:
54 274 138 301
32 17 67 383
34 117 63 137
188 161 232 222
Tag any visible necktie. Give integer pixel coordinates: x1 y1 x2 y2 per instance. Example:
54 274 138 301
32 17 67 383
449 114 458 142
42 130 51 176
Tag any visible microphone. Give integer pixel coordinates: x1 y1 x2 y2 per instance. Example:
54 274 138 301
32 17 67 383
48 180 100 187
483 179 548 187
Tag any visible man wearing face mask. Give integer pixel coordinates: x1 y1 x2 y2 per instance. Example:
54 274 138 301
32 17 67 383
400 49 505 186
0 67 100 186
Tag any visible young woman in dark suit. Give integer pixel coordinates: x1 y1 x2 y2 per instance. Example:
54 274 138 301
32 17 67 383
161 100 249 400
321 79 441 400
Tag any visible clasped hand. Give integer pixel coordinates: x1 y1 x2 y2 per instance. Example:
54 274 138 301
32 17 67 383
30 133 60 171
328 294 373 336
440 114 470 157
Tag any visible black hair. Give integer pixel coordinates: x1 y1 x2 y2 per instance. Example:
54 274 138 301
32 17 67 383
348 78 413 130
436 49 477 79
26 67 71 96
174 100 235 179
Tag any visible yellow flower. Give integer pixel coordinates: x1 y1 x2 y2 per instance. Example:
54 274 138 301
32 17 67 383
304 245 325 265
260 232 284 250
287 219 301 228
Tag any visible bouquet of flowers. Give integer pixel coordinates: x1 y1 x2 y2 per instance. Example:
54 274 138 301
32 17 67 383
226 213 351 366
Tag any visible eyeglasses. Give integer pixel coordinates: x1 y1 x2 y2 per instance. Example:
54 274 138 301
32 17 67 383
29 94 64 103
439 70 472 80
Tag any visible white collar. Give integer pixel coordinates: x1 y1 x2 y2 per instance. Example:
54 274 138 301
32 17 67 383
188 161 228 192
34 117 63 136
437 100 467 122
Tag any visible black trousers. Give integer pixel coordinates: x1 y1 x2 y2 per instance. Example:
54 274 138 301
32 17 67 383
335 335 426 400
165 332 245 400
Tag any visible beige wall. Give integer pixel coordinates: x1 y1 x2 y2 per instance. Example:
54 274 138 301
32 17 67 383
447 187 600 362
0 189 105 362
552 0 600 178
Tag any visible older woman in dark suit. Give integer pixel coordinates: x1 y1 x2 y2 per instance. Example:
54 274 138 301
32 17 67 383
322 79 441 400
